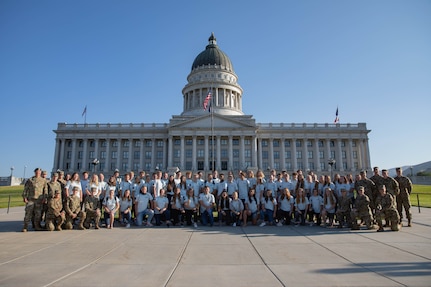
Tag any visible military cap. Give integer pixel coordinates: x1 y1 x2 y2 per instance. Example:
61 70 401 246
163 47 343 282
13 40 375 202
34 167 42 172
42 170 47 175
52 172 59 177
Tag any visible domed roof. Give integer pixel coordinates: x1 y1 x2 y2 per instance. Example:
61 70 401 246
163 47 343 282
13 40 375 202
191 33 233 71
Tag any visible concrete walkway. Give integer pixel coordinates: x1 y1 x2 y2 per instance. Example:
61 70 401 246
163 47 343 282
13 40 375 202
0 206 430 287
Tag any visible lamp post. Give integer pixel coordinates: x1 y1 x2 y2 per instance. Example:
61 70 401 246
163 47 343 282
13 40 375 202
10 166 14 177
328 159 336 179
23 165 27 180
410 166 413 177
91 159 99 173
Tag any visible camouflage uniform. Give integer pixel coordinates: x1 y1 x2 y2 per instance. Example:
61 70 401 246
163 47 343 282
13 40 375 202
376 193 400 231
351 193 374 230
45 192 65 231
22 174 47 231
381 176 400 197
64 194 82 230
370 174 383 190
394 174 412 225
336 194 352 228
80 195 101 229
355 177 377 211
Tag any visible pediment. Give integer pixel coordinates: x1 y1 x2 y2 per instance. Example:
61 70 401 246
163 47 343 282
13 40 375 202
169 114 256 130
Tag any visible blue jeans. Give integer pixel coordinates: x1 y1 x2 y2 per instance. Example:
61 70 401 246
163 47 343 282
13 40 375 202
136 209 154 226
262 209 274 224
200 209 214 226
155 210 171 225
121 211 132 223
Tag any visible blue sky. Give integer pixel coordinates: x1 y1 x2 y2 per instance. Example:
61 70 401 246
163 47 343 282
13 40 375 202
1 0 430 177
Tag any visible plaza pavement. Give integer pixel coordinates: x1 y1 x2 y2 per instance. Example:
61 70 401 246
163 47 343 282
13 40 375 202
0 206 430 287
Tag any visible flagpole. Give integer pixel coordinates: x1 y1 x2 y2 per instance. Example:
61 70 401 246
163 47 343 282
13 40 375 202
211 85 214 172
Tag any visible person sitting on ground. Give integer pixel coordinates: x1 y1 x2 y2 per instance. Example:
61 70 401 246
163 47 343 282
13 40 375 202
375 185 401 232
218 190 231 226
351 186 374 230
260 189 277 227
103 188 120 229
64 186 83 230
308 188 323 226
134 185 154 227
243 188 260 226
154 188 171 226
230 191 244 227
45 190 65 231
120 189 133 228
80 187 101 229
277 188 294 226
335 189 352 228
321 187 336 227
294 188 309 226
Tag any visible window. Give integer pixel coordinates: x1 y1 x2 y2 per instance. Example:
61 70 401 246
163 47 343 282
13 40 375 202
296 140 302 148
285 162 292 170
309 162 315 170
186 139 192 145
285 151 291 159
273 151 280 159
197 139 204 145
198 161 204 170
262 151 268 159
66 151 71 159
133 163 140 171
341 141 346 147
343 162 348 170
89 140 95 147
233 149 239 157
273 162 280 170
296 151 302 159
134 151 140 159
111 151 117 159
89 151 95 159
67 140 72 147
185 162 192 170
145 151 152 159
330 140 335 147
174 139 180 146
319 151 324 159
101 140 107 147
261 140 268 147
233 139 239 146
273 140 280 147
111 163 116 170
100 151 106 159
297 162 303 170
185 149 192 158
78 151 83 159
220 139 227 145
352 141 357 147
145 140 152 147
112 141 118 147
123 140 129 147
284 140 291 147
353 151 358 159
197 149 204 157
320 162 325 170
123 151 129 159
307 140 312 147
122 163 128 171
330 151 336 159
221 149 228 157
308 151 313 159
157 151 163 159
173 149 180 158
318 140 324 148
145 163 152 170
134 140 141 147
244 149 251 158
342 151 347 159
157 140 164 147
78 140 83 148
244 139 251 145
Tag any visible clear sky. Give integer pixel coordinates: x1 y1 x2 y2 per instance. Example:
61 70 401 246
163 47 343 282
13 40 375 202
1 0 430 177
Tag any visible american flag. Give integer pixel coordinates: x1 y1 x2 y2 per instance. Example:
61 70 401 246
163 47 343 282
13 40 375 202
203 90 212 111
334 107 339 123
82 105 87 117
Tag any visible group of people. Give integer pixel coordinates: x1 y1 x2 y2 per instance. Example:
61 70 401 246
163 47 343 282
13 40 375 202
21 166 413 233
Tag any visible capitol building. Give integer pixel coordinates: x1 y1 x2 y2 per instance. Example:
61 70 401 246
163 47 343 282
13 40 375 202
53 33 371 175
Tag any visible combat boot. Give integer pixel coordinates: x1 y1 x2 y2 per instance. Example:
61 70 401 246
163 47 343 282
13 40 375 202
407 219 412 227
56 225 62 231
78 221 86 230
34 222 44 231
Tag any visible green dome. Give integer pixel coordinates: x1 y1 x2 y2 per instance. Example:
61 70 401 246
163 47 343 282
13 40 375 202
191 33 233 71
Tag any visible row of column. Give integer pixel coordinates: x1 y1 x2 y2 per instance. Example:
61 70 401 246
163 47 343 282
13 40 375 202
53 136 370 174
183 87 242 111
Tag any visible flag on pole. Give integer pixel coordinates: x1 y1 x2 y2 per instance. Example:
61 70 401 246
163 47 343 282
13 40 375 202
82 105 87 117
334 107 339 123
203 90 212 112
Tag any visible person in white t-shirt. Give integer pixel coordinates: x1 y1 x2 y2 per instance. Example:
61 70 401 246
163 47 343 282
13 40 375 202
103 189 119 229
154 189 171 226
277 188 294 226
243 188 260 226
230 191 244 227
183 188 198 227
199 186 215 226
309 189 324 226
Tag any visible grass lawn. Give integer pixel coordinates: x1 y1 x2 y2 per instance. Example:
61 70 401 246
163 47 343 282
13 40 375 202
1 184 431 209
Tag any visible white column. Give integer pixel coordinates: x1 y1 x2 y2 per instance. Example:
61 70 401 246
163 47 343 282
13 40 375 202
59 139 65 170
326 139 331 172
180 136 185 170
70 139 77 172
268 138 274 170
128 139 133 172
364 139 371 171
94 139 99 172
280 138 286 171
348 139 354 171
228 136 233 171
53 138 60 172
240 136 245 169
116 140 121 171
192 136 197 171
204 136 209 171
105 140 110 173
139 139 144 171
151 138 156 171
168 137 173 168
303 138 308 171
163 139 167 171
314 138 321 172
216 136 221 171
257 138 262 170
82 139 88 172
337 139 343 172
252 136 258 168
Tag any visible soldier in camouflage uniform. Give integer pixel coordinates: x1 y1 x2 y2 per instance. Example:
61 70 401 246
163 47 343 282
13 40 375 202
45 190 65 231
394 167 413 227
355 170 378 212
381 169 400 197
22 168 48 232
80 187 101 229
375 185 401 232
64 186 84 230
370 167 383 189
336 189 352 228
351 186 374 230
57 170 67 205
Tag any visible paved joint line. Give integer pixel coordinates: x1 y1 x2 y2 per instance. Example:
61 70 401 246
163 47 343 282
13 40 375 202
240 227 286 287
292 227 409 287
163 229 195 287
